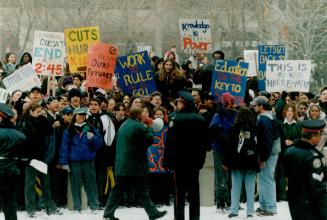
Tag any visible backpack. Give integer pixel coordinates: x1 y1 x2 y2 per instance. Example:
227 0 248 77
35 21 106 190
237 129 257 158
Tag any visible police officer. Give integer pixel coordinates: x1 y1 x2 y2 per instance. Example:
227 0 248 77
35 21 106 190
164 91 207 220
0 103 26 220
284 119 327 220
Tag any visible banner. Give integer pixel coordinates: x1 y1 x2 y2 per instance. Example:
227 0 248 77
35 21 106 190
86 43 118 90
266 60 311 92
0 88 9 103
244 50 258 77
2 63 41 93
32 31 66 76
147 126 168 173
116 51 156 96
210 60 248 106
179 19 212 53
258 45 286 91
64 26 100 72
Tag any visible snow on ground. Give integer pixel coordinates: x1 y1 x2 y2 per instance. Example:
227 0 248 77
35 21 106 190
6 202 292 220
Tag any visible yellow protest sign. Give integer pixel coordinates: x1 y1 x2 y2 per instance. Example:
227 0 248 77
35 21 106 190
64 26 100 72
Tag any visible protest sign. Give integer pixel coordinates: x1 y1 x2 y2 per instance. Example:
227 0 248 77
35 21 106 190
258 45 286 91
116 51 156 96
147 126 168 173
32 31 66 76
179 19 212 53
210 60 248 106
266 60 311 92
86 43 118 90
64 26 100 72
244 50 258 77
0 88 9 103
2 63 41 93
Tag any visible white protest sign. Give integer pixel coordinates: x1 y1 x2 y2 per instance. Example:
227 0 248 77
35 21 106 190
0 88 9 103
265 60 311 92
179 19 212 53
32 30 65 76
3 63 42 93
244 50 258 77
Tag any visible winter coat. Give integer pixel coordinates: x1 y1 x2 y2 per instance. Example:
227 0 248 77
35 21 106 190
0 121 26 174
164 107 207 170
281 119 302 153
59 123 103 165
114 118 154 177
155 74 187 99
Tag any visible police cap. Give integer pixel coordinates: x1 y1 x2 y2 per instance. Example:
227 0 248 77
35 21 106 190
302 119 326 133
73 107 88 115
30 86 42 94
178 90 194 103
0 103 15 118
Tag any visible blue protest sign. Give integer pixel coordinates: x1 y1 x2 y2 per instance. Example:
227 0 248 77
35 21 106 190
116 51 156 96
210 60 248 106
258 45 286 91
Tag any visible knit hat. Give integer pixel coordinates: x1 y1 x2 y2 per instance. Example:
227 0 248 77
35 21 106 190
222 92 235 106
68 88 82 101
62 76 73 87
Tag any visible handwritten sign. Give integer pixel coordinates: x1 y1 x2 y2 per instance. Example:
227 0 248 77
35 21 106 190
210 60 248 106
244 50 258 77
0 88 9 103
32 31 65 76
258 45 286 91
147 126 168 173
64 26 100 72
116 51 156 96
179 19 212 53
86 43 118 90
3 63 41 93
266 60 311 92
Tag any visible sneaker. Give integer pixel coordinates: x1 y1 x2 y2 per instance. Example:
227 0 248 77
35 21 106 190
47 208 63 215
247 215 254 218
150 210 167 220
217 207 228 214
256 209 274 216
228 213 238 218
27 212 36 218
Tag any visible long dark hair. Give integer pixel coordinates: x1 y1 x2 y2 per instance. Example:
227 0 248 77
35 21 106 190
233 107 257 129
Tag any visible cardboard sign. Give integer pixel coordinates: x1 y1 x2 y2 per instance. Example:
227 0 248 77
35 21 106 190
0 88 9 103
116 51 157 96
210 60 248 106
258 45 286 91
86 43 118 90
147 126 168 173
2 63 41 93
179 19 212 53
266 60 311 92
64 26 100 72
244 50 258 77
32 31 66 76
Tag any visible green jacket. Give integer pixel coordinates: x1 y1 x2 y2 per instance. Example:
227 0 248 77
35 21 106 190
115 118 153 177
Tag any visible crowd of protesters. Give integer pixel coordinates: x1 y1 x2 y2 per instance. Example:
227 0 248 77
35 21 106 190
0 47 327 220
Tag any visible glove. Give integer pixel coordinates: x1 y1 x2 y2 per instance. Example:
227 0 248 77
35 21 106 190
62 165 70 173
87 132 94 140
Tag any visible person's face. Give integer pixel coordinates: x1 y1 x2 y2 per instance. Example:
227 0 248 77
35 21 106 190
108 99 116 111
75 114 86 124
213 53 222 60
8 54 16 64
30 107 42 118
73 77 81 87
131 98 142 109
309 106 320 119
151 95 162 107
12 91 22 102
70 96 81 107
285 107 294 119
59 97 68 110
204 99 214 109
320 90 327 103
254 104 262 113
157 62 163 70
142 107 149 118
297 104 307 116
116 106 126 120
100 102 108 111
310 132 322 146
164 61 173 73
89 101 100 114
177 99 185 111
285 96 290 104
191 91 201 104
153 110 164 120
30 90 42 103
63 113 73 124
123 96 130 105
23 54 30 63
47 100 60 113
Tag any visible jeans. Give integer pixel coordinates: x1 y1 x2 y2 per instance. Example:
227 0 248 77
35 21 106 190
258 154 278 213
213 149 230 208
230 170 256 216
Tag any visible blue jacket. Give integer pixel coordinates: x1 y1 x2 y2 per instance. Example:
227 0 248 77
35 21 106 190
59 124 103 165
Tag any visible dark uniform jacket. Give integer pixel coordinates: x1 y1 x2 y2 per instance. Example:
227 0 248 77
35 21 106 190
164 107 207 170
284 140 327 220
